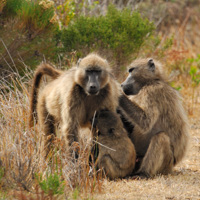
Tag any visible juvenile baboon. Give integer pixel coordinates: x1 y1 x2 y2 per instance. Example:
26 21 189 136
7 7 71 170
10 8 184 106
119 58 189 177
94 110 136 180
29 54 121 156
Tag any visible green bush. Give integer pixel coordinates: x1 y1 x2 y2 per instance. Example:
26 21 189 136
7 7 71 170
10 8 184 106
0 0 60 74
17 0 56 32
61 5 155 71
2 0 24 16
36 171 65 195
2 0 57 31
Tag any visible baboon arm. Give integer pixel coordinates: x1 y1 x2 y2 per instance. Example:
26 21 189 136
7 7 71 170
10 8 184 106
119 94 158 132
61 89 83 145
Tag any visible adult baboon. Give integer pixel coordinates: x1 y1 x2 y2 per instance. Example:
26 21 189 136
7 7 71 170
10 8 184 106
29 54 121 156
119 58 189 177
94 110 136 180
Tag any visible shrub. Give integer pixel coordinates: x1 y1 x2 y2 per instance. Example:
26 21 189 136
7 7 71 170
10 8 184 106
0 0 60 75
2 0 24 16
17 0 57 32
56 0 76 27
1 0 57 31
36 171 65 195
61 5 155 73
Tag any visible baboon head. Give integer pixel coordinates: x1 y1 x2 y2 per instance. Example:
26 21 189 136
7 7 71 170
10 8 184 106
75 54 110 95
94 110 123 137
121 58 164 95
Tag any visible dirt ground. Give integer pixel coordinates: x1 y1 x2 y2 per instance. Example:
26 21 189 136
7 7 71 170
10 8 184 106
92 98 200 200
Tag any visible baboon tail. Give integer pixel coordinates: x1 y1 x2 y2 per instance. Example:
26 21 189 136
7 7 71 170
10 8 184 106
29 63 62 127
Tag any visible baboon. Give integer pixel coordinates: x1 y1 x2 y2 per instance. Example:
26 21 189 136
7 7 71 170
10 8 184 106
29 53 121 156
119 58 189 177
94 110 136 180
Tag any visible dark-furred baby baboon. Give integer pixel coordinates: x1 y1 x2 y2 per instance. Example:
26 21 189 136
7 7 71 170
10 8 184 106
119 58 189 177
29 54 121 157
94 110 136 180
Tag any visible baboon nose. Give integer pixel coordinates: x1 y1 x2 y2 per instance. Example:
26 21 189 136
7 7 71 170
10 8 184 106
90 85 96 89
88 84 99 95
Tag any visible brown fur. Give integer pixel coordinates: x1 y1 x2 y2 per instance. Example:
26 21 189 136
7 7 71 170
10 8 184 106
119 58 189 177
95 110 136 180
29 63 63 127
29 54 121 157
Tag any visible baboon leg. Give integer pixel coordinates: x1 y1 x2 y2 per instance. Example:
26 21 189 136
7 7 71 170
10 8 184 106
43 115 56 158
99 154 122 180
38 99 56 158
138 132 174 177
61 120 79 151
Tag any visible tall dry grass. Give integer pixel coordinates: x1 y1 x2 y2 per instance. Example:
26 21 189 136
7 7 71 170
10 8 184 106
0 61 103 199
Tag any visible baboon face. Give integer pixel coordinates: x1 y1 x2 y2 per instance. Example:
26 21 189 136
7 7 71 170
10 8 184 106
121 59 156 95
85 69 101 95
94 110 121 137
75 54 110 95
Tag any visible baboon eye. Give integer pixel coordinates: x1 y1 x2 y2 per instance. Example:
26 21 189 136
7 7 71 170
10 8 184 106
86 69 101 73
86 69 92 73
128 67 135 73
94 70 102 73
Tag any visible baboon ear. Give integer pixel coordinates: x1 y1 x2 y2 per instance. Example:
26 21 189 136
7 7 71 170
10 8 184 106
148 59 155 72
77 58 82 67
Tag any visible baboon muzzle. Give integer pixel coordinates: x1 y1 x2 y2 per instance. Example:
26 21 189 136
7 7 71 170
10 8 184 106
87 74 100 95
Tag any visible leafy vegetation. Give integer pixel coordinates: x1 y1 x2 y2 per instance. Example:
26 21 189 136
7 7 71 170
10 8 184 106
61 5 155 72
188 55 200 87
36 171 65 195
2 0 58 32
17 0 56 32
2 0 24 16
0 0 59 74
56 0 76 26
